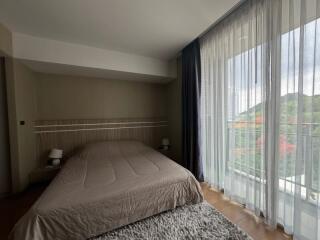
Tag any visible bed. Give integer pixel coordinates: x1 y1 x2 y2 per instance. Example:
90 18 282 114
11 141 203 240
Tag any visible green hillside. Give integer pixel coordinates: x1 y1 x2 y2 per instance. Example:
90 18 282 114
237 93 320 135
230 93 320 190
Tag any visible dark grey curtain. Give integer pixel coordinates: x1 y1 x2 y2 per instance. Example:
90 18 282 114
181 39 203 181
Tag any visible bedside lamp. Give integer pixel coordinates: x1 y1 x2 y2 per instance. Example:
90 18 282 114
49 149 63 166
161 138 170 150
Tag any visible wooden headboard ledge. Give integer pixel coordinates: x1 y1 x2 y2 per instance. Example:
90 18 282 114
34 118 168 166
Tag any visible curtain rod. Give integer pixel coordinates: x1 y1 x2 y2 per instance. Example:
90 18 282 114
177 0 247 57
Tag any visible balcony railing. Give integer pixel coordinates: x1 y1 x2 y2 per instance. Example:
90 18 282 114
226 120 320 203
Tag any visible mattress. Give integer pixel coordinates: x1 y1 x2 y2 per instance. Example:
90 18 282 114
11 141 203 240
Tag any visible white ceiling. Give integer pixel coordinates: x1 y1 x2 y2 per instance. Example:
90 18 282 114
0 0 240 60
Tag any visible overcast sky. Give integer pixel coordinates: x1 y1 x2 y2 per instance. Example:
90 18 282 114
228 18 320 116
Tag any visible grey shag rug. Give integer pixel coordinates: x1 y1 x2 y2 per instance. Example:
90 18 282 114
93 202 252 240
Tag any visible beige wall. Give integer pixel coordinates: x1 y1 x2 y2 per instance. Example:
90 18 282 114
0 23 12 57
14 61 38 191
0 57 11 195
0 21 178 192
6 59 37 192
36 73 167 120
0 23 35 193
5 61 177 192
167 58 182 164
0 24 12 195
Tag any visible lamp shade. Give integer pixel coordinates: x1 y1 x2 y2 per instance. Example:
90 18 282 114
49 149 63 159
162 138 170 146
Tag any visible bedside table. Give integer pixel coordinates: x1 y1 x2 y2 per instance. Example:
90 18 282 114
29 166 61 184
158 148 172 158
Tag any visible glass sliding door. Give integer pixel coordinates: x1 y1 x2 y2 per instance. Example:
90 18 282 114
278 1 320 238
225 45 266 214
200 0 320 239
200 0 269 217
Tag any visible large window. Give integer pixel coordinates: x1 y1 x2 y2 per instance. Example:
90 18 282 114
279 18 320 199
200 0 320 239
226 18 320 198
227 46 265 180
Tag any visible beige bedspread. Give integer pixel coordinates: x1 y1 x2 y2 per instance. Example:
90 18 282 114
10 141 203 240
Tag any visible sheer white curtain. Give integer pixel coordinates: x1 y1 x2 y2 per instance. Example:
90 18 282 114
200 0 320 239
278 1 320 239
200 0 271 218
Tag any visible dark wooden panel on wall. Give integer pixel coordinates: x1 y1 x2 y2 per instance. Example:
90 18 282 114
0 57 11 195
34 118 168 166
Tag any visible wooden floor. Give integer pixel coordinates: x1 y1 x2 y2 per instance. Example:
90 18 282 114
0 183 47 239
0 182 292 240
201 183 292 240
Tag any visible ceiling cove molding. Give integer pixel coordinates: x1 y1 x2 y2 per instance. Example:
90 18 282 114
12 33 176 79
